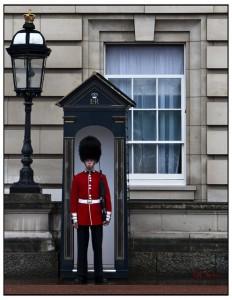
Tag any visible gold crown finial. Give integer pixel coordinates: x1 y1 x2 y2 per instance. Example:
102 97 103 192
24 9 36 23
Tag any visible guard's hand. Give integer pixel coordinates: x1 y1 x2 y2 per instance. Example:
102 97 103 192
73 223 79 229
103 220 110 226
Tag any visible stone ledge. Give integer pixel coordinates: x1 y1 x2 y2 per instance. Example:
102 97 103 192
4 193 51 201
213 5 228 13
128 200 228 210
4 5 76 13
4 5 228 14
130 231 227 240
5 231 52 239
4 193 53 210
129 185 197 200
129 185 197 191
129 235 228 251
76 5 145 14
190 232 227 239
4 237 55 252
145 5 214 14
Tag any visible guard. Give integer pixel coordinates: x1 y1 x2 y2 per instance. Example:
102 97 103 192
70 136 112 284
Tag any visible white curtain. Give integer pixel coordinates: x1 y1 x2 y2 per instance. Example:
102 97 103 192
158 78 181 173
106 44 184 75
107 45 183 174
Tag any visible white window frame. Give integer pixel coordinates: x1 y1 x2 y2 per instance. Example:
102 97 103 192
104 43 186 186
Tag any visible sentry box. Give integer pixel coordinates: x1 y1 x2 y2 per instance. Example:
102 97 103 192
56 72 135 280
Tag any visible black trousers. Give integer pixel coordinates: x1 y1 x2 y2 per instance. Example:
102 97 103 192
77 225 103 279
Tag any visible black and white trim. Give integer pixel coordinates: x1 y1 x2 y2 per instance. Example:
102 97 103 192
106 211 111 222
71 212 78 224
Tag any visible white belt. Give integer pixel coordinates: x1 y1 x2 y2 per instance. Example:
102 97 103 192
78 198 101 204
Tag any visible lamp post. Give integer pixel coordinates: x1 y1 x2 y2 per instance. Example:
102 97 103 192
6 10 51 193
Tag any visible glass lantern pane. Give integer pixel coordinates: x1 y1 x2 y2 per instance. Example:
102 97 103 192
28 58 44 89
13 33 26 44
14 58 27 89
29 33 43 44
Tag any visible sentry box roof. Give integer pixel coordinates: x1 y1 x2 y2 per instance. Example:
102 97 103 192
56 72 136 110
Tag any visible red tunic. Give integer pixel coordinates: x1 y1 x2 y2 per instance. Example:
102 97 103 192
70 170 112 226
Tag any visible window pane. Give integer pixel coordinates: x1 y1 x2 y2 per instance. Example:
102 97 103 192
158 78 181 108
14 58 27 89
28 58 44 88
126 110 132 140
159 111 181 141
158 144 182 174
134 144 156 173
134 111 156 140
134 78 156 108
106 45 184 176
106 45 184 75
127 144 132 173
109 78 132 98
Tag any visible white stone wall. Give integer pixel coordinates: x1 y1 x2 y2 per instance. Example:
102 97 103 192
206 15 228 203
4 5 228 209
130 209 227 239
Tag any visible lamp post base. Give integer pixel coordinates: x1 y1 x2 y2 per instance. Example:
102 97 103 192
10 182 41 193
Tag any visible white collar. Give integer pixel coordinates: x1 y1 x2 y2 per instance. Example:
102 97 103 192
84 169 96 173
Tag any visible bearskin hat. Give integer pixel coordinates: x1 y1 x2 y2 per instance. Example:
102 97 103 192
79 136 101 163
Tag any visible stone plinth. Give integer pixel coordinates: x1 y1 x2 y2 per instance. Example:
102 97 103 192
4 193 60 279
128 200 228 279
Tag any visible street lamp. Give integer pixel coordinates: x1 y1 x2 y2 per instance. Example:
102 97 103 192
6 10 51 193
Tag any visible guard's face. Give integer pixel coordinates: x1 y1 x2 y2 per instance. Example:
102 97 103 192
84 159 96 170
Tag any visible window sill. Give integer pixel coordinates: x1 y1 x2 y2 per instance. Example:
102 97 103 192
128 185 197 201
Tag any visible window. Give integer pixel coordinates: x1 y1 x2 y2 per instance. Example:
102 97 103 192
105 44 185 185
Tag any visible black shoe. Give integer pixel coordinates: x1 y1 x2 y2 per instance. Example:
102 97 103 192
94 277 108 284
74 277 88 284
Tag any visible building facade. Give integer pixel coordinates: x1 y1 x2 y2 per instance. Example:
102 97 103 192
4 4 228 278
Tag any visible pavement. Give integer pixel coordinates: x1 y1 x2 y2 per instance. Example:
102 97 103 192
4 278 228 295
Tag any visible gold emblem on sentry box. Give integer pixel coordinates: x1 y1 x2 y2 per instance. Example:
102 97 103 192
90 92 99 105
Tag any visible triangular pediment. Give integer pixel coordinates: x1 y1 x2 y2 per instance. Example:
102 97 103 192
56 72 136 109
